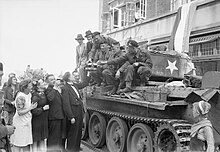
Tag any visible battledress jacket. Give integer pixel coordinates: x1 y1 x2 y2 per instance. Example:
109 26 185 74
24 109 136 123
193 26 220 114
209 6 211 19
107 49 153 72
89 36 118 60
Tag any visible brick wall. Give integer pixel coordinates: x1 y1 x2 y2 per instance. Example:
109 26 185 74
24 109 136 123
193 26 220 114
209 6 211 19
156 0 170 16
147 0 156 19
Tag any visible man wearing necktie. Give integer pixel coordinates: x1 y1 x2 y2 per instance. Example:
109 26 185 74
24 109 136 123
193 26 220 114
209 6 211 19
62 72 90 152
45 74 64 152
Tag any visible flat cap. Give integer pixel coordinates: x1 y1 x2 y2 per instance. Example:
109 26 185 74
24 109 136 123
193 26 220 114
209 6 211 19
0 62 3 71
92 31 100 38
127 40 139 47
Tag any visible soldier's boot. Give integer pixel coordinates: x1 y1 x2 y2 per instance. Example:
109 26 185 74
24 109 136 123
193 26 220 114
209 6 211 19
118 81 132 93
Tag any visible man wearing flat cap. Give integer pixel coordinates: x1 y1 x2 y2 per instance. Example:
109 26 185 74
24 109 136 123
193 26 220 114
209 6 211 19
75 34 87 82
88 31 119 62
98 39 153 93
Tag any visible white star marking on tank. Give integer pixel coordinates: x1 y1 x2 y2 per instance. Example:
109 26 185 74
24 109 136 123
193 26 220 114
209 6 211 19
166 60 178 74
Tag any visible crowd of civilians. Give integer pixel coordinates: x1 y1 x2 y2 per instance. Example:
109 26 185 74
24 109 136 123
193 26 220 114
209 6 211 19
0 65 90 152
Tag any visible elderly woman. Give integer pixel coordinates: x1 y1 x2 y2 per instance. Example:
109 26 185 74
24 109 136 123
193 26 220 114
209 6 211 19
11 79 37 152
190 100 215 152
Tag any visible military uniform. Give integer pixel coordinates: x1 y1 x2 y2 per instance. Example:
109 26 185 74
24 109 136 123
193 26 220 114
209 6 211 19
90 44 111 85
102 49 125 89
107 40 153 93
124 48 153 86
89 34 118 61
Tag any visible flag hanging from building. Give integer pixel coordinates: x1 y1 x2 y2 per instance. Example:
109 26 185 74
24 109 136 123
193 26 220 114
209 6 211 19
168 1 197 53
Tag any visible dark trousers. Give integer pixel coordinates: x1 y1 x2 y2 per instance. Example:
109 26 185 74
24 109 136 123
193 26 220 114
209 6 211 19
124 65 152 83
47 120 62 152
90 67 103 84
66 105 83 152
102 69 117 86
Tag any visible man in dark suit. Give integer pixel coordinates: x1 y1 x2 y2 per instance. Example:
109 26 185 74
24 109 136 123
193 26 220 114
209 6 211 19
45 74 64 152
62 72 90 152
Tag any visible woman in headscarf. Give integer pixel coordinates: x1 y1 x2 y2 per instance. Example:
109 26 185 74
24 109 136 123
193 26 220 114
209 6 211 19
190 100 215 152
10 79 38 152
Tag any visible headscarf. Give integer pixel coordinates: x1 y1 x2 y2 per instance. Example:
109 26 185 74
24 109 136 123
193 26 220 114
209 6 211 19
191 100 212 137
193 100 211 117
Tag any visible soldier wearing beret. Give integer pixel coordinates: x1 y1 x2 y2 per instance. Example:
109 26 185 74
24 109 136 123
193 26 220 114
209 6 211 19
88 32 119 62
98 40 153 93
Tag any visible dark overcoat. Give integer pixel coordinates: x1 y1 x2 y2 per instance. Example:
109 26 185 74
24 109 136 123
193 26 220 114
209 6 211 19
62 78 89 152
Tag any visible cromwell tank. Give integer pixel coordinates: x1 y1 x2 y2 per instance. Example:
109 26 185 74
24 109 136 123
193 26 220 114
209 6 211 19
82 50 220 152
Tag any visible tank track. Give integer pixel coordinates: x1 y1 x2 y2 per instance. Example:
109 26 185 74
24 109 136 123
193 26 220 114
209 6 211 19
87 107 192 151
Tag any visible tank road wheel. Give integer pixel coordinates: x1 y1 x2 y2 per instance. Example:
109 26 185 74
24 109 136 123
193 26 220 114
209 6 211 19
106 117 128 152
82 111 89 140
154 124 181 152
127 123 154 152
88 112 106 147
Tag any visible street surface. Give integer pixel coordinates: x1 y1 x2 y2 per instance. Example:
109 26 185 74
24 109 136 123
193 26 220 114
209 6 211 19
81 144 95 152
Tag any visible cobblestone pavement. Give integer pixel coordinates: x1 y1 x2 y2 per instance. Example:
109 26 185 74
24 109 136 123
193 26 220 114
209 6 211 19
81 143 95 152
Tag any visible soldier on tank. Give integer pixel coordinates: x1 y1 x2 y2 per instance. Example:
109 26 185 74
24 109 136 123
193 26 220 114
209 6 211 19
89 43 111 86
98 40 153 93
88 32 119 62
101 42 126 95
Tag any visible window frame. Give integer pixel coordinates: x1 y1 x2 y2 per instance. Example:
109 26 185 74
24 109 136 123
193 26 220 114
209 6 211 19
112 7 121 28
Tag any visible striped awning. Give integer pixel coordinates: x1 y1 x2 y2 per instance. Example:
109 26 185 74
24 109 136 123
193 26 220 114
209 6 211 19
189 33 220 45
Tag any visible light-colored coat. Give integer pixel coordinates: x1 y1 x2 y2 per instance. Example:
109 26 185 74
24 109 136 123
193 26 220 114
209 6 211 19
76 43 87 68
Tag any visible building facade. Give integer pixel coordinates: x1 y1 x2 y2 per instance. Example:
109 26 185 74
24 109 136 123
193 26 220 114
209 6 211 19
99 0 220 76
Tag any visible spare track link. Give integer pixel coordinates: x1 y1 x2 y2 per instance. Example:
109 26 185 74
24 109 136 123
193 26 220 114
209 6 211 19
87 107 192 151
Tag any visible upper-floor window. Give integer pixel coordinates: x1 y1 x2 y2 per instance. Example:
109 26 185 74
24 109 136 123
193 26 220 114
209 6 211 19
121 6 126 27
109 0 147 30
126 2 136 26
113 8 120 28
135 0 147 21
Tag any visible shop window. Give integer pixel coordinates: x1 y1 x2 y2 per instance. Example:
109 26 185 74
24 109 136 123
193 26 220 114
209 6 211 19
217 38 220 54
189 44 200 57
201 41 214 56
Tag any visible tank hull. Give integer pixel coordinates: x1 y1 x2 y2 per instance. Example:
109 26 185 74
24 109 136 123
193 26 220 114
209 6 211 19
86 96 188 120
